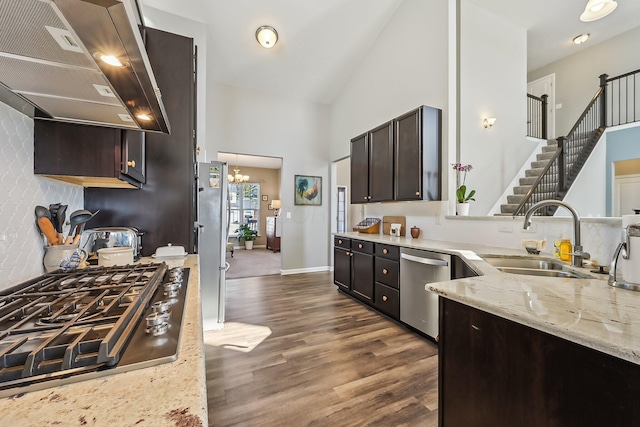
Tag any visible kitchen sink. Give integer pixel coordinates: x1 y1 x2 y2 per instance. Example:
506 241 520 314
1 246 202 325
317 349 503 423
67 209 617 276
480 255 595 279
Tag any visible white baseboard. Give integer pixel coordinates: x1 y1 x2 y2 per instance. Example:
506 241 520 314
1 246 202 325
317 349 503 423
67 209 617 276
281 266 331 275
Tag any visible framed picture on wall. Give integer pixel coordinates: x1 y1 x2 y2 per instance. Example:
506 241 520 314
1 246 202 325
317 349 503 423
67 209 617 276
262 195 268 201
294 175 322 206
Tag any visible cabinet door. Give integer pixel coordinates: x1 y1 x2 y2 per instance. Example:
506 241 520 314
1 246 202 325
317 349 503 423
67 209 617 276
394 108 422 200
350 133 369 204
352 251 374 302
369 121 394 202
121 130 146 183
334 247 351 291
395 106 441 201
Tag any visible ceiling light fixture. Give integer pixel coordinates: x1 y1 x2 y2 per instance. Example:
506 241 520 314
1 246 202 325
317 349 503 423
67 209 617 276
228 155 250 183
136 113 153 121
573 33 590 45
580 0 618 22
96 53 125 67
255 26 278 49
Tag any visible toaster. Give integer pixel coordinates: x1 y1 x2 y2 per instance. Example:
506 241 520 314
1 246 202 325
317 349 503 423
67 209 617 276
80 227 143 261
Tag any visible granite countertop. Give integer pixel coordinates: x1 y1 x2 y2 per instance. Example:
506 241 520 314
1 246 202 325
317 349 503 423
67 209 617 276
335 232 640 365
0 255 208 427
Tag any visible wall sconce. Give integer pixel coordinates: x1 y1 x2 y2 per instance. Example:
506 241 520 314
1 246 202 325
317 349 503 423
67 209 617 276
483 117 496 128
256 26 278 49
580 0 617 22
271 199 282 216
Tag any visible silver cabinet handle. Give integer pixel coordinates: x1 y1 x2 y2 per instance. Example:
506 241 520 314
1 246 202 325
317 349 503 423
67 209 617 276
401 253 449 267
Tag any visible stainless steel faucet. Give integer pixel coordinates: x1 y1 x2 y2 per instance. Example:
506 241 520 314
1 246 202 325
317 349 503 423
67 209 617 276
522 200 590 267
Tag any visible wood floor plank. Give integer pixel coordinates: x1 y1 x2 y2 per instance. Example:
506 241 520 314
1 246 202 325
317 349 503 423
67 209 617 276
205 272 438 426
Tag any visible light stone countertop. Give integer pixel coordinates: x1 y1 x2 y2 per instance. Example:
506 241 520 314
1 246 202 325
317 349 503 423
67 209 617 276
335 232 640 365
0 255 208 427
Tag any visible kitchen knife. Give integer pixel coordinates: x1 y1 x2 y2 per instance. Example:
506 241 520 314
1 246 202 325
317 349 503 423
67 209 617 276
37 217 59 246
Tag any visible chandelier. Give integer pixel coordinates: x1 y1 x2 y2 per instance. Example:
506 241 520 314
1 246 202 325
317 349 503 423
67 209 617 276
228 166 249 183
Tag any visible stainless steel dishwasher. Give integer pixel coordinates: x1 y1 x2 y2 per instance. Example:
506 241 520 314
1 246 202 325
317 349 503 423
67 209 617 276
400 248 451 340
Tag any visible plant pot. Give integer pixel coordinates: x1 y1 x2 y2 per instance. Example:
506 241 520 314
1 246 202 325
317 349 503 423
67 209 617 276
456 202 470 216
245 240 254 250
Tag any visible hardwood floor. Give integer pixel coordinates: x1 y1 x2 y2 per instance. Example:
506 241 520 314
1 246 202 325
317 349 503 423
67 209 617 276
205 272 439 427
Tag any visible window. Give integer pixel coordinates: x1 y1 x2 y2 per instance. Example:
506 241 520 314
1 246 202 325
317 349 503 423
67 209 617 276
229 183 260 237
337 186 346 233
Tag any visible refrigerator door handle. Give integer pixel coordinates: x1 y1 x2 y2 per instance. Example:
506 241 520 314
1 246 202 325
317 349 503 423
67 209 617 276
220 262 230 272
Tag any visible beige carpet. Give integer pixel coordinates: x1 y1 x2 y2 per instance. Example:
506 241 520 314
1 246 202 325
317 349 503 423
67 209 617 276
225 247 281 279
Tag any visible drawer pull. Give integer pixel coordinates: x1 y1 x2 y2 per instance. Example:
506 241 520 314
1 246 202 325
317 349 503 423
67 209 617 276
349 252 353 257
382 295 388 302
127 160 136 167
338 239 343 244
382 268 388 275
415 191 420 196
358 243 363 249
383 248 388 254
471 324 480 331
363 196 368 200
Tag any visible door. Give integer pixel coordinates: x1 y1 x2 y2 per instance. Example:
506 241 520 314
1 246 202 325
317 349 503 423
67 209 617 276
395 108 422 200
528 74 556 138
121 130 146 183
614 174 640 216
352 251 374 302
334 247 351 291
369 121 394 202
350 134 369 203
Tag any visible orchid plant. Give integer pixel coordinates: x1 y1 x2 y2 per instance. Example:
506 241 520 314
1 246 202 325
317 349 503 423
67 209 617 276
452 163 476 203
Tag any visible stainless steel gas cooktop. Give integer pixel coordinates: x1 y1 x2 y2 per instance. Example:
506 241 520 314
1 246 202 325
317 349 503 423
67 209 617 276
0 263 189 398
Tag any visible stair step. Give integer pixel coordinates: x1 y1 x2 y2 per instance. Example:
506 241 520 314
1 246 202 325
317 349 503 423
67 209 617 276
542 145 559 153
500 204 519 214
513 185 531 194
531 160 550 169
525 168 545 177
537 151 555 161
507 195 524 204
519 176 538 185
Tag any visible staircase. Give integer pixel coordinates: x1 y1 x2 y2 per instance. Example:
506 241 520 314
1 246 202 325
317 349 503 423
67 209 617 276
500 69 640 216
499 139 558 215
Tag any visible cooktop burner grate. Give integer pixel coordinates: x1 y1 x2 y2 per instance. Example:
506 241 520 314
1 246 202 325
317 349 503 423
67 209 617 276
0 263 168 384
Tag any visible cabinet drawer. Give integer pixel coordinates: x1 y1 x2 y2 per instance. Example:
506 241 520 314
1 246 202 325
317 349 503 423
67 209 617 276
352 240 373 254
375 244 399 260
374 282 399 319
375 258 399 289
334 236 351 249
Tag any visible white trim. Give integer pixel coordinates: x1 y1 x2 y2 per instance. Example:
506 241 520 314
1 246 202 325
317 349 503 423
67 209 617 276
281 266 331 275
202 319 224 331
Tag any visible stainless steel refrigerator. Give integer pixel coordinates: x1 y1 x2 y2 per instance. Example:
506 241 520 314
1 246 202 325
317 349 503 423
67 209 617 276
197 161 229 331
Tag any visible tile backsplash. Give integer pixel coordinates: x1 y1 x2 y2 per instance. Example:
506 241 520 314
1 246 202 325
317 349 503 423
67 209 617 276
0 102 83 290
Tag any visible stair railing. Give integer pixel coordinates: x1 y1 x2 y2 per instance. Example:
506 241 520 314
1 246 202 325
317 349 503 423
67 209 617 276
513 88 605 216
527 93 548 139
604 69 640 127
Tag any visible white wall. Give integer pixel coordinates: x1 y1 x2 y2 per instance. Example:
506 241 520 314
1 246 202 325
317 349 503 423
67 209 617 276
0 103 83 290
207 84 331 272
329 0 450 219
459 0 531 215
528 27 640 136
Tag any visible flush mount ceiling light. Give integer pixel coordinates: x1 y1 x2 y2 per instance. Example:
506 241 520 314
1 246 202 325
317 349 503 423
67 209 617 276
580 0 618 22
93 52 127 68
256 25 278 48
573 33 590 45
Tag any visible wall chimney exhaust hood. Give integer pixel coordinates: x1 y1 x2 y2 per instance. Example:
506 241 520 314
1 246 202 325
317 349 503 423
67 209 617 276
0 0 170 133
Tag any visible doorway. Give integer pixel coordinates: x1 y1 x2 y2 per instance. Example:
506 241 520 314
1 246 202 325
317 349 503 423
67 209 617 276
528 73 556 138
217 152 283 278
613 159 640 216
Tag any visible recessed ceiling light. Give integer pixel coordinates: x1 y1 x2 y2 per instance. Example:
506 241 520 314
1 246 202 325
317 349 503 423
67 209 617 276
256 26 278 49
136 113 153 121
573 33 590 45
93 52 125 67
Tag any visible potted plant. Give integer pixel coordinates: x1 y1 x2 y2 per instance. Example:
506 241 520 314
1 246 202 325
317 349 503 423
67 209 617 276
236 223 258 250
452 163 476 216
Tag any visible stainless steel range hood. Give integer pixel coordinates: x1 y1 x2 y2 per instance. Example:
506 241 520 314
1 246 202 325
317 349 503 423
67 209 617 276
0 0 170 133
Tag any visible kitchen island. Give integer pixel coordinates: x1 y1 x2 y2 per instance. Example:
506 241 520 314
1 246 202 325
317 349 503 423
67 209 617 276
0 255 208 427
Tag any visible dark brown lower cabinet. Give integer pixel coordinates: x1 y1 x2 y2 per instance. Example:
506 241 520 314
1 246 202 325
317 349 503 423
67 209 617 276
439 298 640 427
351 242 374 302
334 246 351 292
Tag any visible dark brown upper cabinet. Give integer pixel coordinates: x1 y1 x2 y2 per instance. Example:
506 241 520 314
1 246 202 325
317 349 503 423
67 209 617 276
350 105 442 204
34 121 145 189
350 121 394 204
395 106 441 201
